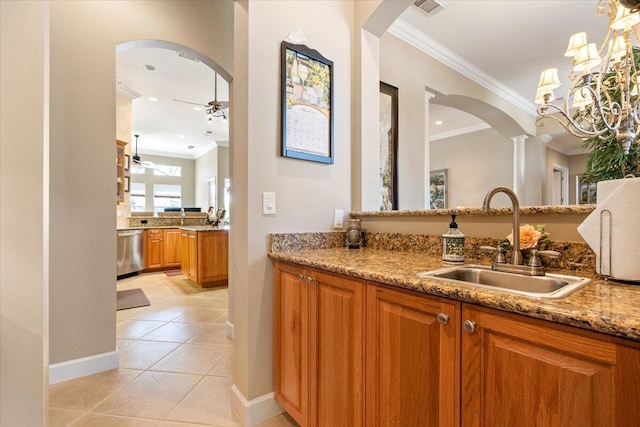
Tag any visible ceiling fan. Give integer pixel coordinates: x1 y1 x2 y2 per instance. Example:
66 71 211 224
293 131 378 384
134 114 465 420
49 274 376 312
173 71 229 121
131 134 156 169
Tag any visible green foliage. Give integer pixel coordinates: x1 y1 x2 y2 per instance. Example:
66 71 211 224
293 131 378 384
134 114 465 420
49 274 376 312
582 48 640 182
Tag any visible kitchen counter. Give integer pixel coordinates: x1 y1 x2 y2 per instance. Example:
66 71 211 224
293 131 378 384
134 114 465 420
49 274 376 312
269 247 640 342
179 226 229 232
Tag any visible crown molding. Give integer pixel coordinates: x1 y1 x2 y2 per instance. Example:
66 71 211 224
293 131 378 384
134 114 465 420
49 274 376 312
542 138 588 156
430 122 491 141
388 18 538 117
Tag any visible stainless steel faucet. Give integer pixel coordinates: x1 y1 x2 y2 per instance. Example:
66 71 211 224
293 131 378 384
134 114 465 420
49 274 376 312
482 187 523 265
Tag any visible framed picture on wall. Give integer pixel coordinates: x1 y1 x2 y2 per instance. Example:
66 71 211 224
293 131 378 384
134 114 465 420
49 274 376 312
576 175 597 204
429 169 447 209
281 41 334 164
379 82 398 210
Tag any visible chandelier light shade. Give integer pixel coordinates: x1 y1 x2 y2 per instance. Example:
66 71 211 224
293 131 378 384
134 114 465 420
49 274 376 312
536 0 640 154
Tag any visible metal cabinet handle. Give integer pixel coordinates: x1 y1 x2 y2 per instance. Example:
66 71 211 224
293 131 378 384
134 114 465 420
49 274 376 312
299 274 305 280
307 276 314 283
463 320 476 333
437 313 449 325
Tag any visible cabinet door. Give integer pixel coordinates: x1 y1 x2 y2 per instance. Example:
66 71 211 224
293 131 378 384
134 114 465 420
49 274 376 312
163 228 182 267
198 231 228 284
461 304 634 427
366 283 460 427
274 262 310 426
309 269 365 427
180 231 190 276
145 229 163 269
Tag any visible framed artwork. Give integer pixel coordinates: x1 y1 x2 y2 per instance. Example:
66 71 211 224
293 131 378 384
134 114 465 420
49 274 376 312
124 176 130 193
124 154 130 171
379 82 398 210
281 41 334 164
429 169 447 209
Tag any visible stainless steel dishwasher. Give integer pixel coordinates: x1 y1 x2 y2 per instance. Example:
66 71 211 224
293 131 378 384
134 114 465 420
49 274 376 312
117 229 143 277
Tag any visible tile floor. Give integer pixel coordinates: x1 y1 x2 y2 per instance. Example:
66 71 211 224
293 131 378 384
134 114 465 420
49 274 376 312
47 271 298 427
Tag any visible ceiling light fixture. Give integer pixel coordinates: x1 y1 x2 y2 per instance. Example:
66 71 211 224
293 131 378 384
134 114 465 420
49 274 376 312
435 120 443 125
536 0 640 154
143 64 156 71
149 97 158 102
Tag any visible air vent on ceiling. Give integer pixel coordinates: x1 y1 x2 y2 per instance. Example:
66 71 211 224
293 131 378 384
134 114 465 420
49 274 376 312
187 145 196 150
413 0 446 16
205 130 213 135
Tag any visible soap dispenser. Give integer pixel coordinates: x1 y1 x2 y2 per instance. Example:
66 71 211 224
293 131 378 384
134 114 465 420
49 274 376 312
443 214 465 264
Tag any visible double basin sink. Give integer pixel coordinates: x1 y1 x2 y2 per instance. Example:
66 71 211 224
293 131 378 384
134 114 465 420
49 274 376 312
417 264 591 299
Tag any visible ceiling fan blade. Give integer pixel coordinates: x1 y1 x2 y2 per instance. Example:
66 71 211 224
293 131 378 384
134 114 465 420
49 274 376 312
173 99 208 107
141 160 156 169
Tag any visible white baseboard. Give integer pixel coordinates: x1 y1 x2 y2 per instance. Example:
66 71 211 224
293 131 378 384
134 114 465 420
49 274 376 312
49 350 119 385
231 384 284 426
225 320 234 340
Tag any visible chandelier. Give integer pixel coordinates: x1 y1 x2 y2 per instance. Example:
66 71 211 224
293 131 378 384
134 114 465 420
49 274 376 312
535 0 640 154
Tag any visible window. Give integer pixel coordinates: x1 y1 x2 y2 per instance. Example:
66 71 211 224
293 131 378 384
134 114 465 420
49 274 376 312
130 182 146 212
224 178 231 219
154 184 181 214
130 164 146 175
154 165 181 177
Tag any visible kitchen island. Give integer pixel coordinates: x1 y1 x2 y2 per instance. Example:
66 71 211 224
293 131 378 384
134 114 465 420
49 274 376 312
180 226 228 287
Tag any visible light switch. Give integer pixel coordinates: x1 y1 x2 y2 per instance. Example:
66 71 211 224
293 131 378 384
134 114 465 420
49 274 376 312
263 192 276 215
333 209 344 229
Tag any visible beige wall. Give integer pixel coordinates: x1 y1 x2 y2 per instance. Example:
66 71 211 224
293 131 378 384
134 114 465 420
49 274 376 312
232 0 355 408
195 147 218 210
47 0 232 368
0 2 49 424
195 146 230 212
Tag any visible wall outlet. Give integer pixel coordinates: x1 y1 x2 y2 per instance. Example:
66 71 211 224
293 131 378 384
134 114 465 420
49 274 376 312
333 209 344 229
263 192 276 215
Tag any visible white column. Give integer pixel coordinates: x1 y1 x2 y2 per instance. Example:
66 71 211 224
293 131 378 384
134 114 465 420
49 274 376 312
424 91 435 209
511 134 528 201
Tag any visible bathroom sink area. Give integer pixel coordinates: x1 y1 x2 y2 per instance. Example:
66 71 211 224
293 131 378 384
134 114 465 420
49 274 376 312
417 264 591 299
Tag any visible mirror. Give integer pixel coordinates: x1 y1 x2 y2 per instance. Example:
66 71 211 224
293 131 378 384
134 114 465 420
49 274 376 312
364 2 594 212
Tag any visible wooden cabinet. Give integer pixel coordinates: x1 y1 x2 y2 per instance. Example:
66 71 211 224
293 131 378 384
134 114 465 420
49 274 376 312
366 283 460 427
145 229 164 269
181 229 228 287
461 304 640 427
274 261 365 427
163 228 182 267
116 140 127 204
144 228 181 270
274 262 640 427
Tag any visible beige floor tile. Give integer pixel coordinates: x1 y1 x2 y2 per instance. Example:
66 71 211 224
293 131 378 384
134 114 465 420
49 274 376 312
118 340 180 370
48 368 142 411
157 421 226 427
255 413 300 427
69 413 160 426
92 371 200 419
116 339 135 350
165 376 240 426
150 344 228 375
47 407 84 427
172 308 227 324
116 319 166 339
116 305 151 321
133 306 189 322
140 321 209 343
186 324 232 347
207 351 233 377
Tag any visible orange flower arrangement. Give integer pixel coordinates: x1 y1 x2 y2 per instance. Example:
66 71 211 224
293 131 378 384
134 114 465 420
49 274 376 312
505 224 551 250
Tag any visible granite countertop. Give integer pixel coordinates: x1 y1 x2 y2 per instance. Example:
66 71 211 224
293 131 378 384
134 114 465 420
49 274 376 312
117 226 179 230
180 226 229 232
269 247 640 342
